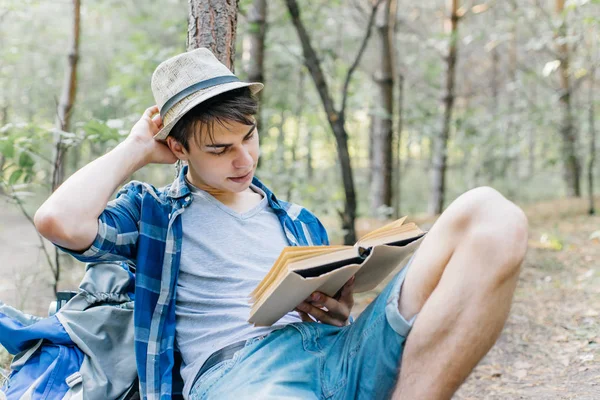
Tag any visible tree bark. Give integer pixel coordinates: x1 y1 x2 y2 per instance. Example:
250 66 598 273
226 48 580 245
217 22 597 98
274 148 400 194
527 82 537 179
369 0 394 216
53 0 81 193
555 0 581 197
0 104 8 195
285 0 381 244
428 0 459 215
587 68 596 215
187 0 239 71
393 73 404 219
51 0 81 296
287 71 305 201
504 10 518 180
300 69 313 180
242 0 266 163
276 110 286 174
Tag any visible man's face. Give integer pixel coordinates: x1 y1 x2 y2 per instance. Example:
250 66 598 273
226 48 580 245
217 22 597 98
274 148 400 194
178 119 259 193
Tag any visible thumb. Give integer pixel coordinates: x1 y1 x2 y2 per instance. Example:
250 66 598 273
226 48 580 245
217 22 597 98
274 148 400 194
339 276 355 304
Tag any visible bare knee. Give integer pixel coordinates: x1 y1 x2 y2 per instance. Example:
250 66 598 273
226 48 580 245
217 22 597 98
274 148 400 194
451 186 529 279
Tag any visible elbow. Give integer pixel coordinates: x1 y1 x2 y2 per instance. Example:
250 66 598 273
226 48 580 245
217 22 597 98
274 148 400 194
34 206 97 251
34 206 64 242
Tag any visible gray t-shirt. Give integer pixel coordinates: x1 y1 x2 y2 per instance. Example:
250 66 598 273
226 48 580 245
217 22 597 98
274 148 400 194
175 181 301 397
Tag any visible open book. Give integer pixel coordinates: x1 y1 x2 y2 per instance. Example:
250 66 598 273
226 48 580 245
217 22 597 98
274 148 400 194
248 216 426 326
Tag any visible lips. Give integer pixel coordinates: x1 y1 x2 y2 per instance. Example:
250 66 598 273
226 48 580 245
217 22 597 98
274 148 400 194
228 170 253 183
230 171 252 179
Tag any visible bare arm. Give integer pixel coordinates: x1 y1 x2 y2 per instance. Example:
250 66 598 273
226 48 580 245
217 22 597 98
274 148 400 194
34 106 177 251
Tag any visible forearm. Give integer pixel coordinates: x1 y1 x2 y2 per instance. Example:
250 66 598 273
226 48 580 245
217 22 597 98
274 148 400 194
34 139 147 249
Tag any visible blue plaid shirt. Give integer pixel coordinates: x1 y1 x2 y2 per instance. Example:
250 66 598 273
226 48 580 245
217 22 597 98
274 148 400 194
59 165 329 399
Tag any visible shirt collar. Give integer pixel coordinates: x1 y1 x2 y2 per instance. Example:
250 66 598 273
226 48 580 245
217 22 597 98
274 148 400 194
166 165 192 199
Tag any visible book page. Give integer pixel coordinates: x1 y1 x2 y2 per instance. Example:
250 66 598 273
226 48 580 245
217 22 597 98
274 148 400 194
250 246 350 301
356 216 408 244
252 246 356 302
357 223 424 248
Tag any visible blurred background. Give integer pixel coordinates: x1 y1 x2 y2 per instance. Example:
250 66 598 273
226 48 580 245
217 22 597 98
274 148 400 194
0 0 599 397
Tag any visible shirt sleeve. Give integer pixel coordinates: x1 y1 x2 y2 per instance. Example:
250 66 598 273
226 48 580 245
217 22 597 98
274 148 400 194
312 215 330 246
56 182 142 264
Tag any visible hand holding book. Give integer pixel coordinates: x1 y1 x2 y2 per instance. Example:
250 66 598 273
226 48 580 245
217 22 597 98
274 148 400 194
248 216 426 326
294 276 355 327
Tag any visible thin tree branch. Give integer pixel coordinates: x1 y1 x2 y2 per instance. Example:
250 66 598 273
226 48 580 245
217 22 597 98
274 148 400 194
285 0 338 119
1 189 57 277
340 0 384 117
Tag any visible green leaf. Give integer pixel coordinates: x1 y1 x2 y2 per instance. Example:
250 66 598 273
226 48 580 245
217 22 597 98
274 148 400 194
8 169 22 185
0 139 15 159
18 152 35 169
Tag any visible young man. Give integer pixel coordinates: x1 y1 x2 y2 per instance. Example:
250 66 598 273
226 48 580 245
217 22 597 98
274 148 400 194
35 48 528 400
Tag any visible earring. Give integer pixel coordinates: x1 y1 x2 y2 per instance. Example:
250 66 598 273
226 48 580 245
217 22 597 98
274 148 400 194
175 159 182 178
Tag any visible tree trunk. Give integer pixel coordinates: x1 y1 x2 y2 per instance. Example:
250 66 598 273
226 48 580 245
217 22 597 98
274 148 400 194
333 118 358 244
50 0 81 296
286 0 367 244
527 81 537 179
300 69 313 180
490 5 499 114
187 0 239 71
369 0 394 217
555 0 581 197
287 72 305 201
53 0 81 193
242 0 266 168
276 110 286 175
504 13 518 180
393 73 404 219
428 0 459 215
587 70 596 215
0 104 8 194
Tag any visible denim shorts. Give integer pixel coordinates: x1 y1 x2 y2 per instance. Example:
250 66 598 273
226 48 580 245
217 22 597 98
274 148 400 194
189 258 416 400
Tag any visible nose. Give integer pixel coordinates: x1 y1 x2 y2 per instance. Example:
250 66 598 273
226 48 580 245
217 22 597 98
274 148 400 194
232 145 254 169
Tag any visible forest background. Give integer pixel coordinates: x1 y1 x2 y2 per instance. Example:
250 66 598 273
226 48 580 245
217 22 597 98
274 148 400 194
0 0 599 397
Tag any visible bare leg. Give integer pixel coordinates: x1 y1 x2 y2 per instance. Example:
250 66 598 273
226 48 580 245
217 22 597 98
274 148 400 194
391 187 528 400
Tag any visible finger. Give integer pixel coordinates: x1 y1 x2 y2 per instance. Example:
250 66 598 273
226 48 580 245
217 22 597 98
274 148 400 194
298 301 345 327
295 308 314 323
333 276 355 300
144 105 159 118
310 292 349 322
339 277 355 306
152 112 163 128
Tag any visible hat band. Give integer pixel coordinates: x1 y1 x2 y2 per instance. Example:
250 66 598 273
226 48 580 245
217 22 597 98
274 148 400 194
160 75 241 118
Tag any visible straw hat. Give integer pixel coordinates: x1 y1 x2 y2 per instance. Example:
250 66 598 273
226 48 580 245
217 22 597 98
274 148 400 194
151 48 263 141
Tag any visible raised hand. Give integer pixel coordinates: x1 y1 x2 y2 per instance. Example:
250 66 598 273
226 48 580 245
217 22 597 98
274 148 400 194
125 105 178 165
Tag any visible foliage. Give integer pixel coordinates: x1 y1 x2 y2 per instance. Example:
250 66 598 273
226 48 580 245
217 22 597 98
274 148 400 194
0 0 599 307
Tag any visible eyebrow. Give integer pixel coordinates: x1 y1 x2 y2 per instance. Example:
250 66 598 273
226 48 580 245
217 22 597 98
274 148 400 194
206 124 256 149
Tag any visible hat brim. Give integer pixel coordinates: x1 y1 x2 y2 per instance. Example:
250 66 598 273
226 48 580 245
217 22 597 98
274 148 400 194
153 81 264 141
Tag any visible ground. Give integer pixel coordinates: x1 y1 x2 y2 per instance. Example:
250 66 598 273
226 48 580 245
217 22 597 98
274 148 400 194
1 196 599 397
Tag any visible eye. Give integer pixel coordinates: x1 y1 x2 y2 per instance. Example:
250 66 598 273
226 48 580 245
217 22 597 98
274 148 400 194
244 130 256 141
212 149 227 156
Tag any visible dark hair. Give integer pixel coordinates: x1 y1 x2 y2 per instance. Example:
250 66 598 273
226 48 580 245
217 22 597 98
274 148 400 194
169 87 259 151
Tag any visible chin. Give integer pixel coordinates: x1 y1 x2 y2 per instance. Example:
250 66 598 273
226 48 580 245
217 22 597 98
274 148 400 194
224 180 250 193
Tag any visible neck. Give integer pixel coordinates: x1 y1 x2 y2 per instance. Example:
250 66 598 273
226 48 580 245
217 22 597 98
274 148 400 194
185 171 253 203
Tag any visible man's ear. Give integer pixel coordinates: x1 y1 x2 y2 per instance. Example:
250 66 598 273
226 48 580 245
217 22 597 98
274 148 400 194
166 137 187 160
